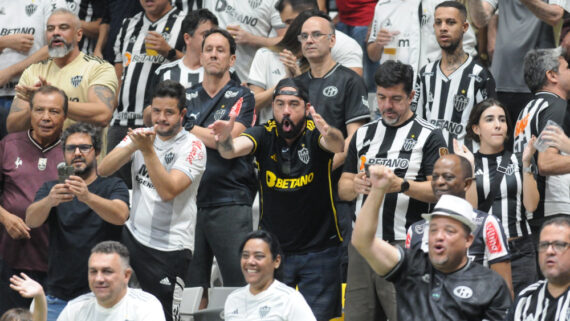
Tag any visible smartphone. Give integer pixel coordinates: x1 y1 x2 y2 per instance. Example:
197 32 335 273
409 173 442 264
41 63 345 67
57 162 75 183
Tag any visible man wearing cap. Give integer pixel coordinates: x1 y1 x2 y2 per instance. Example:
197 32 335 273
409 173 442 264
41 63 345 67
209 77 346 320
352 164 512 320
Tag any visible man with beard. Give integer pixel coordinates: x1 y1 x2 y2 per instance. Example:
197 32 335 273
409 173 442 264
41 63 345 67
182 29 256 308
25 122 130 321
6 8 118 156
352 166 512 320
209 77 345 320
412 1 496 152
338 60 447 321
99 80 207 321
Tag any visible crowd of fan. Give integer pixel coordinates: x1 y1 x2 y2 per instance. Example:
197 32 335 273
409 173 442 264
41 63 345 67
1 0 570 320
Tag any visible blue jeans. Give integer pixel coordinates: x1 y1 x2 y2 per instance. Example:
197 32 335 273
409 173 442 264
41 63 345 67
46 295 67 321
336 22 379 93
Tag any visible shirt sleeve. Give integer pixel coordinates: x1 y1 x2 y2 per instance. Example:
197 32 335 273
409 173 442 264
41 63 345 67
234 89 255 128
483 276 513 321
368 4 381 44
140 295 167 321
411 72 424 117
484 214 511 264
342 132 359 174
114 19 129 64
344 76 371 125
33 181 51 202
421 129 448 175
285 291 318 321
171 138 207 183
241 124 266 156
270 0 286 29
89 61 119 95
247 49 270 89
475 69 496 103
332 32 364 69
107 177 130 206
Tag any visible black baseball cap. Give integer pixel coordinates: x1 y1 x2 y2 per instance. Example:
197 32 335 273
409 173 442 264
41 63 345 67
273 78 310 103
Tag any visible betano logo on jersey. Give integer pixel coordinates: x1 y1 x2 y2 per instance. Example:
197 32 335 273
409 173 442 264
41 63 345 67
430 119 463 135
215 0 259 27
123 51 165 67
265 170 314 189
359 155 410 170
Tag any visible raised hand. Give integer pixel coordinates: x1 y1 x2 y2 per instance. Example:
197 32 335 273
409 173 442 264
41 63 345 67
539 125 570 154
368 165 396 191
309 106 330 136
522 135 537 166
453 138 474 169
9 273 44 299
209 112 236 143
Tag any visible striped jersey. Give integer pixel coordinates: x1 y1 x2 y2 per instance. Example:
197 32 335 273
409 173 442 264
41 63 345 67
513 92 570 219
508 280 570 321
344 115 447 241
413 55 496 150
475 151 532 238
172 0 201 12
112 7 185 127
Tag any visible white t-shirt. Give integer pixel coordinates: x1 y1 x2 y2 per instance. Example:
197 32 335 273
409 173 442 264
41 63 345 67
57 288 166 321
203 0 285 81
224 280 316 321
120 129 207 252
0 0 53 96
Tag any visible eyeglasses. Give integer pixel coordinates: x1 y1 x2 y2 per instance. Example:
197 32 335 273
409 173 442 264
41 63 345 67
297 31 332 42
64 144 93 153
537 241 570 253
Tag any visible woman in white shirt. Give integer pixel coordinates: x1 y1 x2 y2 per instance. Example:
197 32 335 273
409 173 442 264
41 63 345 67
224 230 316 321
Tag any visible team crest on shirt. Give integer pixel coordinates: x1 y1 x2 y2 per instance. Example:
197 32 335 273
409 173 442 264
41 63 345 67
71 75 83 88
298 146 310 164
468 73 483 82
259 306 271 318
322 86 338 97
214 109 226 121
481 88 488 100
25 4 38 16
164 152 174 165
414 223 425 234
248 0 262 8
65 0 77 12
224 90 239 98
453 93 469 112
453 286 473 299
497 163 517 176
38 158 47 171
403 138 416 151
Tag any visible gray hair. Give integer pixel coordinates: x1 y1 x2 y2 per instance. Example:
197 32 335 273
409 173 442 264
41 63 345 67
91 241 131 270
49 8 81 30
524 47 566 93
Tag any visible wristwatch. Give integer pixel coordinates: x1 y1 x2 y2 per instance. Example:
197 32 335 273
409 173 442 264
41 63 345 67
166 48 177 60
400 179 410 193
523 164 535 174
184 117 196 131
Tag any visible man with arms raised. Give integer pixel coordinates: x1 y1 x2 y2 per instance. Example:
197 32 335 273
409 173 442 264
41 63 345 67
209 78 345 320
57 241 165 321
352 165 512 320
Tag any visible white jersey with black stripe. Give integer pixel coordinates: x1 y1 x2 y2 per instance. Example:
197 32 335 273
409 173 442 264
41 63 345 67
172 0 201 12
344 115 447 241
413 56 495 150
112 8 185 127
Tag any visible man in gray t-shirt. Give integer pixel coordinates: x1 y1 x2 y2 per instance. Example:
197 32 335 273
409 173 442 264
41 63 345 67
467 0 566 123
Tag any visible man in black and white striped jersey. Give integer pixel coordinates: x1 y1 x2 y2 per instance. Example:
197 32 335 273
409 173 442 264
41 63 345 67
412 1 495 152
508 216 570 320
338 60 447 321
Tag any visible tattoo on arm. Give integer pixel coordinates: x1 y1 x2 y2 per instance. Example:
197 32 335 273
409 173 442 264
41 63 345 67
218 137 234 153
93 85 115 111
9 98 24 114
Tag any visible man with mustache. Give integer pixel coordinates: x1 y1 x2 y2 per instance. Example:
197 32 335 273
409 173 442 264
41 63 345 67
338 60 447 321
209 77 345 320
6 8 118 156
99 80 207 321
25 122 130 321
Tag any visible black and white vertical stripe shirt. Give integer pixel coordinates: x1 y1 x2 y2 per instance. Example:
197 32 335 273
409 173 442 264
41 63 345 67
112 7 185 127
508 280 570 321
343 115 447 241
513 92 570 219
413 55 495 151
172 0 201 12
475 150 532 239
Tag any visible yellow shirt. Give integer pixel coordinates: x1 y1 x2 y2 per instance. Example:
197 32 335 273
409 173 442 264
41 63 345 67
19 52 118 157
